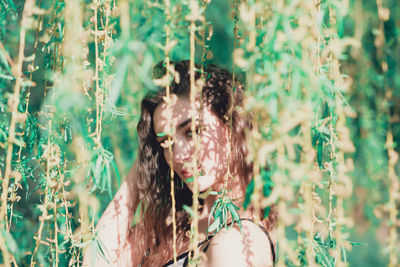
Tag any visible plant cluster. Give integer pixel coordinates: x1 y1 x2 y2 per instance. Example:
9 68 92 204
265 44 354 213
0 0 399 266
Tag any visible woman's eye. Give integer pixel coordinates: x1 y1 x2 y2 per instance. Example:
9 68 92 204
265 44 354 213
185 126 201 138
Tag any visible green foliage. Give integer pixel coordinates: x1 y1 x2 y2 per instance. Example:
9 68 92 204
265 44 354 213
243 169 273 218
207 190 242 236
86 147 120 199
0 0 399 266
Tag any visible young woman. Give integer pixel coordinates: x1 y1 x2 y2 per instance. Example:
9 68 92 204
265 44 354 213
84 60 277 266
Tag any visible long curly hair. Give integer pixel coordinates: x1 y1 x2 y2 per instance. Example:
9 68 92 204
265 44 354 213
128 60 277 266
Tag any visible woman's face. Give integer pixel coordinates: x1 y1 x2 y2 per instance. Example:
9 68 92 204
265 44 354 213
153 95 229 193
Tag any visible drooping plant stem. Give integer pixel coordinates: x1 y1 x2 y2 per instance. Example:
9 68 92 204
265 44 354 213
226 0 239 195
0 0 398 265
188 6 200 263
0 0 35 233
93 0 103 148
31 119 52 267
164 0 178 264
387 126 399 267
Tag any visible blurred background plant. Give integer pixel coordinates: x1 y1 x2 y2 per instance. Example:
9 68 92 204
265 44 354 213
0 0 399 266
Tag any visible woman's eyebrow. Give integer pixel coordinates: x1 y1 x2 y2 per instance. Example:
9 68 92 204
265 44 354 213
178 117 203 130
177 118 200 130
177 118 193 130
156 118 199 140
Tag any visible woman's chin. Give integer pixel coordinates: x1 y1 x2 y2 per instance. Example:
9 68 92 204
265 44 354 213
186 175 217 194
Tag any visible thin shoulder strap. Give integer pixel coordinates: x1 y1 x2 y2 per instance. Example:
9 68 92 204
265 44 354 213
163 238 215 267
240 218 276 264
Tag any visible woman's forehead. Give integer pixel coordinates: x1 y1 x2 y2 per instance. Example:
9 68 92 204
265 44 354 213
153 96 196 132
153 95 213 133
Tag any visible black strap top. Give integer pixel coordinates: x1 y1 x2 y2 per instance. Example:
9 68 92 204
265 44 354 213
163 218 276 267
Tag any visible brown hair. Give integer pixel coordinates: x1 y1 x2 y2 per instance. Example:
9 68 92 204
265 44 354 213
128 60 276 266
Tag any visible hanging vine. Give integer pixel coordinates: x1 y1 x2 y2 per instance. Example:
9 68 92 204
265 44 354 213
0 0 399 266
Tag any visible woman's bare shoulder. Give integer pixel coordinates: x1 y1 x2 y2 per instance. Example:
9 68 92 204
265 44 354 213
82 160 138 266
204 220 273 267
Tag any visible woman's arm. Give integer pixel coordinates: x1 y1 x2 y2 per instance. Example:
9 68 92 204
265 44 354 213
83 160 138 266
204 220 274 267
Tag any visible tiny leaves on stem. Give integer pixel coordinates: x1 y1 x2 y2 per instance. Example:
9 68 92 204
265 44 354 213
207 190 243 237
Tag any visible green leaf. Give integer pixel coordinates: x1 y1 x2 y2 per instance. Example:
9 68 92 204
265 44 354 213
214 203 222 219
207 216 221 234
227 203 242 233
0 73 14 80
263 206 271 219
132 203 142 227
209 199 217 221
96 237 111 263
111 160 121 187
3 230 17 254
0 47 12 74
346 241 365 247
105 163 112 199
208 191 219 195
156 132 167 137
183 204 195 217
71 239 92 248
317 141 323 169
243 179 254 209
185 176 193 183
342 246 347 263
90 238 98 267
101 165 107 192
94 154 104 185
313 240 334 267
222 206 227 228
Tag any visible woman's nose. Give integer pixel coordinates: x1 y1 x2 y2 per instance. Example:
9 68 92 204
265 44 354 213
173 139 193 164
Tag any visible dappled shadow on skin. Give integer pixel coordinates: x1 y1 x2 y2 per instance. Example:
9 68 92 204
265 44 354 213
239 223 255 267
110 194 123 260
202 222 272 267
95 163 137 265
237 221 274 267
154 96 230 194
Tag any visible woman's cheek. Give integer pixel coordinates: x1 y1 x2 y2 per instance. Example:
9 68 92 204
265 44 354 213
163 150 171 167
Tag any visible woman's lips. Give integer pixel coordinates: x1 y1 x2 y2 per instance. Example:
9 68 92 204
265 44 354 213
180 170 193 179
180 167 203 179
